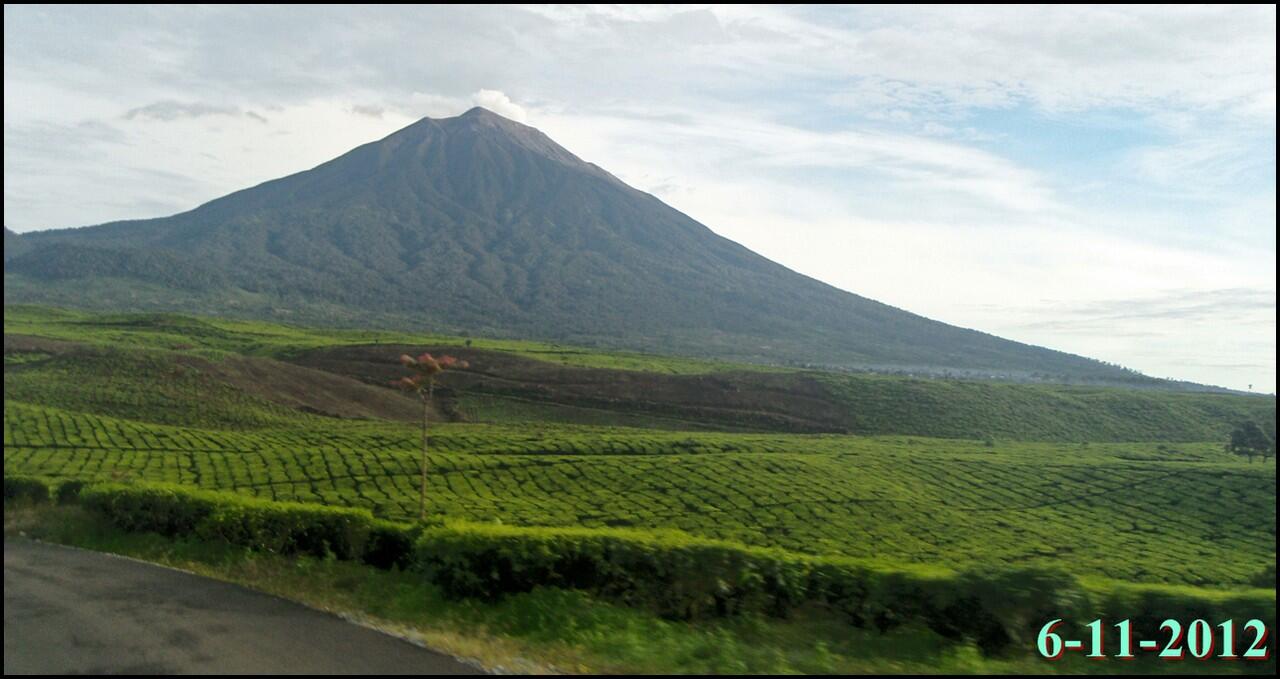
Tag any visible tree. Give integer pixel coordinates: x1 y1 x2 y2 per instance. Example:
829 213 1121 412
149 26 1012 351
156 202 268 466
393 352 469 520
1226 421 1272 463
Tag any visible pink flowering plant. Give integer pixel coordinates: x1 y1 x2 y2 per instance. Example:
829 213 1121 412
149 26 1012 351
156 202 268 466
392 352 469 520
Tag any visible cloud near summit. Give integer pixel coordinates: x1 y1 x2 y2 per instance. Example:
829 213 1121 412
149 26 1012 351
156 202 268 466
471 90 527 123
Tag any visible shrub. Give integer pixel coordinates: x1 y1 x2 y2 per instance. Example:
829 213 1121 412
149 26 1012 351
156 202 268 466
363 519 422 570
1250 562 1276 589
80 483 219 536
3 475 52 504
1094 582 1277 659
194 499 373 560
943 566 1090 654
54 479 87 505
80 482 373 559
412 523 811 620
410 523 1082 654
68 480 1277 659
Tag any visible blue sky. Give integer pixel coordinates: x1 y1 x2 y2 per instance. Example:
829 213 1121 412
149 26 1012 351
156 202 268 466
3 5 1275 391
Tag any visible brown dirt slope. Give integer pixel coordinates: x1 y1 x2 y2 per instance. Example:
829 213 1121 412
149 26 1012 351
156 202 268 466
290 344 852 433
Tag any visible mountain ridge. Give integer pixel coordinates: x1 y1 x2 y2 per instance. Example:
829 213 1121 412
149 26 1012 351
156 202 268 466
5 107 1165 386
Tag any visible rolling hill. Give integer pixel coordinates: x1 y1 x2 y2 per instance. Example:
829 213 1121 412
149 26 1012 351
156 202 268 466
4 107 1166 384
4 306 1276 589
6 305 1273 441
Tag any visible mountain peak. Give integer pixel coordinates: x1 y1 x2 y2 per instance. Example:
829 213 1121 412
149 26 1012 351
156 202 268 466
458 105 500 119
445 105 524 131
394 105 610 179
398 105 522 137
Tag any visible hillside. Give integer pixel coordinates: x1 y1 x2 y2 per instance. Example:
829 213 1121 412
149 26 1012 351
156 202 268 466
6 306 1273 442
5 108 1165 385
3 227 32 260
4 307 1275 635
5 305 1276 588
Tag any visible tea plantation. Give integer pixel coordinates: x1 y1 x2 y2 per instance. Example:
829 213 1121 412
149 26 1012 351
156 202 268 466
4 306 1276 593
6 398 1275 587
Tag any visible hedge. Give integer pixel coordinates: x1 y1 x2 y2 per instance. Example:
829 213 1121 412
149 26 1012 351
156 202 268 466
409 522 1099 653
79 482 374 560
3 474 52 504
54 479 87 505
363 518 422 570
1092 581 1277 651
79 483 220 536
4 475 92 506
11 478 1276 658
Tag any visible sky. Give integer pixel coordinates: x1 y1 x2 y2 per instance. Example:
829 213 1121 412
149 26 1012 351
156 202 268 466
3 5 1275 392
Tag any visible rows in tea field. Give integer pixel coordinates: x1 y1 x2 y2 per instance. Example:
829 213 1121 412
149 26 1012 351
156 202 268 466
2 401 1247 461
5 403 1273 587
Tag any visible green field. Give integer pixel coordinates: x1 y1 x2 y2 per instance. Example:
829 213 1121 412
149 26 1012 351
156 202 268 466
3 304 1277 672
5 306 1276 586
5 401 1275 587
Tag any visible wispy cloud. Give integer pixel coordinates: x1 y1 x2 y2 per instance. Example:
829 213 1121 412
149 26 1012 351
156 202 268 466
125 100 268 123
1011 288 1277 332
349 104 385 118
1126 134 1276 198
537 107 1059 215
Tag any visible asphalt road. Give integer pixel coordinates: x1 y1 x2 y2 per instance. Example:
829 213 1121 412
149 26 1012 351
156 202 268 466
3 537 482 674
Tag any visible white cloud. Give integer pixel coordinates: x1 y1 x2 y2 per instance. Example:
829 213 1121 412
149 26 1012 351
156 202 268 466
771 5 1277 123
535 107 1060 218
471 89 527 122
1127 135 1272 195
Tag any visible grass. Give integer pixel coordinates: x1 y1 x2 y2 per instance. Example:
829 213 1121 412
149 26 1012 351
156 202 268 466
8 504 1264 675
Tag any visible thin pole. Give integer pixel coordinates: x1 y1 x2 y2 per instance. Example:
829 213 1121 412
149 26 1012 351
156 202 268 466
419 384 431 521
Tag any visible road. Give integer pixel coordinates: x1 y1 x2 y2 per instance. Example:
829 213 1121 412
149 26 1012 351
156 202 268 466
3 537 482 674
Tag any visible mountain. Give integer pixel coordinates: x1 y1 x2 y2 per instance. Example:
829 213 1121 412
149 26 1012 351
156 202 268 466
5 107 1154 384
3 227 32 261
